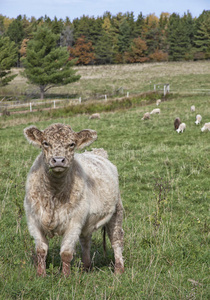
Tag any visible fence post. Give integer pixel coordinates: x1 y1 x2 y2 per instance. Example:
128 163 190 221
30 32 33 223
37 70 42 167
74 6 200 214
127 92 129 97
30 102 32 112
105 95 107 101
53 100 56 109
154 84 156 91
164 85 166 96
79 97 81 104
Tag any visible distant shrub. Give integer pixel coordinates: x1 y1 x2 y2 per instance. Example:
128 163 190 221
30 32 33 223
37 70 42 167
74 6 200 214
149 50 168 62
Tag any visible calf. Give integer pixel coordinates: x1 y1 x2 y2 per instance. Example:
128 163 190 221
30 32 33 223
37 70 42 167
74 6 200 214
24 123 124 277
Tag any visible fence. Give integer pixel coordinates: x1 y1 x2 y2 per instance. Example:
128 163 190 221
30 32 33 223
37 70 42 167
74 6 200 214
1 86 210 115
0 93 124 115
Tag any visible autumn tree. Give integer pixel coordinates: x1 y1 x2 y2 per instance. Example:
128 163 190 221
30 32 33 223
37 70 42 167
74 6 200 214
124 37 148 63
19 38 29 58
21 25 80 99
0 36 18 86
68 35 95 65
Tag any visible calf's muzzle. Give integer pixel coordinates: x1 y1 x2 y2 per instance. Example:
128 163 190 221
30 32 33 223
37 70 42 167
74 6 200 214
50 156 66 168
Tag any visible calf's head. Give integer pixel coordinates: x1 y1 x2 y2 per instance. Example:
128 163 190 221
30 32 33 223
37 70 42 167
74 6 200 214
24 123 97 175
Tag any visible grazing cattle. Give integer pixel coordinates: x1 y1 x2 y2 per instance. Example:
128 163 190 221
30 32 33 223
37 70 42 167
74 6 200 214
150 108 160 114
156 99 161 106
24 123 124 277
89 113 100 120
174 117 181 130
201 122 210 132
141 112 150 120
195 114 202 125
176 122 186 133
191 105 195 112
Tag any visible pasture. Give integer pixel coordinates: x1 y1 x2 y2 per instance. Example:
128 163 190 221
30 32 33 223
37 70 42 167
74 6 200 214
0 62 210 299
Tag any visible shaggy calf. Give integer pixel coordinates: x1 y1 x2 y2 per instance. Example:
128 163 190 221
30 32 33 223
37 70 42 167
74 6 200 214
150 108 161 114
195 114 202 125
24 123 124 277
176 122 186 133
174 117 181 130
201 122 210 132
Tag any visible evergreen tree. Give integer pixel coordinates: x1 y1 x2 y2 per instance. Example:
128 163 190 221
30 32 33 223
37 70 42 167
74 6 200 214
95 30 115 64
6 15 25 46
0 15 5 35
142 14 161 55
6 15 25 66
0 36 18 86
167 13 191 61
118 18 131 54
134 12 145 37
194 10 210 59
95 17 119 64
21 25 80 99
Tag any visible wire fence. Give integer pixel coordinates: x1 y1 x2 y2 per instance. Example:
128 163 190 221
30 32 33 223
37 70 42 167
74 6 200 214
1 86 210 116
0 90 131 115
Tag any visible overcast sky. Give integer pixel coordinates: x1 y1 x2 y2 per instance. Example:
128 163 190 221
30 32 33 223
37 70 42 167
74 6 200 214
1 0 209 20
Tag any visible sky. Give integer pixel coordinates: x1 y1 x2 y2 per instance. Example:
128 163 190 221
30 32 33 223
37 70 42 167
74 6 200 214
0 0 209 20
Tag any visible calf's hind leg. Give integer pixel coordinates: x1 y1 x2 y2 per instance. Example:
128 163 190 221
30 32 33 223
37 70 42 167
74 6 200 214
106 200 124 274
79 234 92 271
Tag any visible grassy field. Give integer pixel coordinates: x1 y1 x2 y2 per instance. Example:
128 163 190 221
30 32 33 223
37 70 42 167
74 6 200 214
1 61 210 100
0 61 210 299
0 94 209 299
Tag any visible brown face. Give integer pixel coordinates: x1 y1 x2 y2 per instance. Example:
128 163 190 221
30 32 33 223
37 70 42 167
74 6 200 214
24 123 97 176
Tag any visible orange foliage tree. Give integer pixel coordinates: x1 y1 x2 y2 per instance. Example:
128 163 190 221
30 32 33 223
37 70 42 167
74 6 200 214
20 38 29 58
124 37 149 63
68 36 95 65
149 49 168 61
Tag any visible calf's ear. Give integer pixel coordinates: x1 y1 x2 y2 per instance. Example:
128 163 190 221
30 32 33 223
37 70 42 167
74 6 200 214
24 126 43 147
75 129 97 150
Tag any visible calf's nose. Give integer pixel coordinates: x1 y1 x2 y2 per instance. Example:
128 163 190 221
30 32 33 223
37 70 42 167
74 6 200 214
50 156 66 167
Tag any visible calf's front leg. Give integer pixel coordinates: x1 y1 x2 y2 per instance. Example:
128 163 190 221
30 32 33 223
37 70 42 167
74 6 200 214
60 223 82 276
28 217 48 277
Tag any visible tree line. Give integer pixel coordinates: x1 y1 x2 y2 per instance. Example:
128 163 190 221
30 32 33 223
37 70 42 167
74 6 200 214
0 10 209 98
0 10 210 66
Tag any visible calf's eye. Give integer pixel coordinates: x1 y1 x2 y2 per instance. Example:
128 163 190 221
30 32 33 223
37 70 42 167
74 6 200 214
43 141 49 148
69 143 75 149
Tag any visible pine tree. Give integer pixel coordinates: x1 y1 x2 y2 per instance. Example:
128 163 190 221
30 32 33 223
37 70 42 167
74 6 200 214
0 36 18 86
94 17 118 64
21 25 80 99
117 18 131 54
134 12 145 37
6 15 25 46
95 30 115 64
167 13 190 61
194 10 210 59
6 15 25 66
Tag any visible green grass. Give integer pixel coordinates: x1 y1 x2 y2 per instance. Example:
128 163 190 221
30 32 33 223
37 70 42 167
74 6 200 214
0 92 209 299
1 61 210 101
